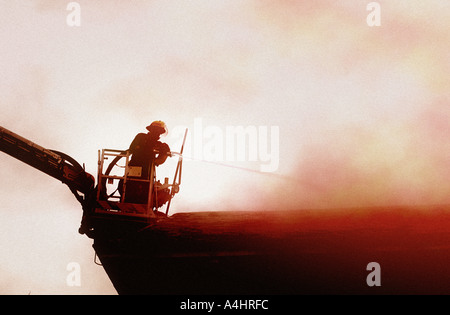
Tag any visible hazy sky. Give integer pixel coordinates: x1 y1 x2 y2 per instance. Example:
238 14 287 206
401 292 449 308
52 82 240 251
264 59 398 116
0 0 449 294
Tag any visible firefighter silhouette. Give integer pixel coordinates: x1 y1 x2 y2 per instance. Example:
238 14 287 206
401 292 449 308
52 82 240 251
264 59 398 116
128 121 171 178
120 121 171 204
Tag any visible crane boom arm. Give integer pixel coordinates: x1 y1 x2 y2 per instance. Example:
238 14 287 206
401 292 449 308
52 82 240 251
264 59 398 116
0 126 94 195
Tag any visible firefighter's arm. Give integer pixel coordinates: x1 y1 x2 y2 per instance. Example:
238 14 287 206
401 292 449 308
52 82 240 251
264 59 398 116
154 143 171 166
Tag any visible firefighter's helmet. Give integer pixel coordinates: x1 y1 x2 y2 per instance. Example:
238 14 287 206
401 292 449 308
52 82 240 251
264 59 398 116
146 120 168 136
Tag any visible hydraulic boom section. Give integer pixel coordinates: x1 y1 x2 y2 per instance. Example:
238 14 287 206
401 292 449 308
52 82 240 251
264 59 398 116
0 126 95 196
